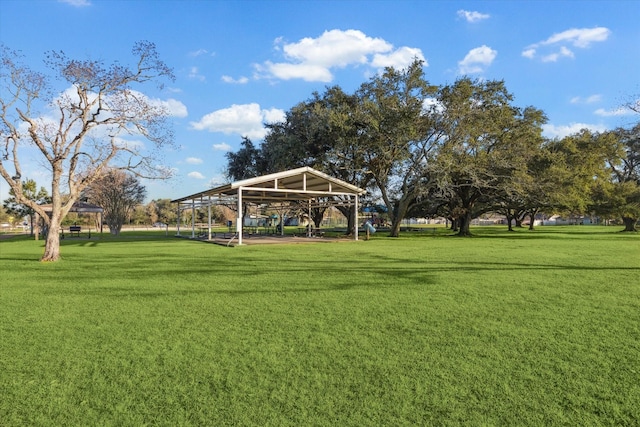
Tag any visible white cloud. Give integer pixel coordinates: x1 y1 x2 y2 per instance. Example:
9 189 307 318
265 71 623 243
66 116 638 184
188 171 206 180
541 46 574 62
522 27 611 61
458 45 497 74
543 122 608 139
190 103 285 139
213 143 232 151
161 98 188 117
59 0 91 6
188 66 206 81
422 97 444 114
255 29 421 82
222 75 249 84
189 49 210 57
542 27 611 48
594 107 634 117
282 29 391 67
457 10 490 23
262 108 286 123
371 47 426 70
124 91 187 118
571 94 602 104
208 174 227 188
185 157 203 164
257 61 334 82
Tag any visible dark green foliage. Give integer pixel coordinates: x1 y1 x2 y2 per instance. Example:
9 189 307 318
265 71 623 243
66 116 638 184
2 178 50 234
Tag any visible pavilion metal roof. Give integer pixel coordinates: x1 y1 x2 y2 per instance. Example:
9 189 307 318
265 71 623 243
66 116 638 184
40 201 104 213
171 167 366 204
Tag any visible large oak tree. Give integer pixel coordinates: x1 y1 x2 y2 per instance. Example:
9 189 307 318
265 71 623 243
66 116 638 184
595 124 640 231
429 78 547 236
356 60 438 237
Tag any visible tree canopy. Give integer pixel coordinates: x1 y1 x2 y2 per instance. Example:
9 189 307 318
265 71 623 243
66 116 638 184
224 61 638 234
593 124 640 231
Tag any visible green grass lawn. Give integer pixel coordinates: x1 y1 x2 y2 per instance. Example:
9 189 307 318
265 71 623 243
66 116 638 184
1 226 639 426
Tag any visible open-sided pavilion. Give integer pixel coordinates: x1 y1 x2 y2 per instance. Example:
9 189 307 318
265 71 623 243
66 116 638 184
39 201 104 233
171 167 367 245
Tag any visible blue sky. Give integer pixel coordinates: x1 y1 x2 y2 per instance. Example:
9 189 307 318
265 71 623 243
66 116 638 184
1 0 639 202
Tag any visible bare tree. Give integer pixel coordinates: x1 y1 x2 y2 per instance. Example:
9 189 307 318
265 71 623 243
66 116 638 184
0 42 174 261
84 169 146 235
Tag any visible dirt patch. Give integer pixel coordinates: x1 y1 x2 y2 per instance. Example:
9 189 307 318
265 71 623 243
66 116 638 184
182 234 349 247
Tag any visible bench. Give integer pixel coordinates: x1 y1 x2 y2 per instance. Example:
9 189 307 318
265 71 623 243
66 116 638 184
64 225 90 239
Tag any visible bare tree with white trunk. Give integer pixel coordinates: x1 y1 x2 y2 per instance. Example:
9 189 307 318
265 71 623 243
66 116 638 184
0 41 175 261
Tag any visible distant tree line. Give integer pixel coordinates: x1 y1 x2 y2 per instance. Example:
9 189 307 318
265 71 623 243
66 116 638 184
2 48 637 256
2 183 230 234
225 59 640 234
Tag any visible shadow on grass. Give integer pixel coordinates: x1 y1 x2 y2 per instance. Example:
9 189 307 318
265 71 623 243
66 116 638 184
442 260 640 271
422 228 632 239
37 252 639 300
42 276 413 299
0 234 34 242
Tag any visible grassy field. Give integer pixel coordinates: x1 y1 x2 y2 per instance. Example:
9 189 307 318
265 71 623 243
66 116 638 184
1 226 639 426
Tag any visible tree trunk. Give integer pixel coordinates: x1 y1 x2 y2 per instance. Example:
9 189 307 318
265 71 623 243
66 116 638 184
389 219 402 237
110 224 122 235
528 212 536 230
33 212 40 241
622 216 638 232
311 206 326 229
506 214 514 231
41 221 61 262
457 212 472 236
29 213 35 236
336 205 355 236
387 198 413 238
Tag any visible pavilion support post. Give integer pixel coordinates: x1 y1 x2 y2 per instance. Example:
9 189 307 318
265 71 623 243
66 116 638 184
176 204 181 236
354 194 359 241
237 187 243 245
308 199 312 237
207 195 212 240
191 200 196 238
280 208 284 236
